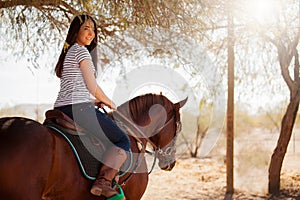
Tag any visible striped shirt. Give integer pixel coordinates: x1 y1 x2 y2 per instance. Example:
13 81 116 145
54 43 95 107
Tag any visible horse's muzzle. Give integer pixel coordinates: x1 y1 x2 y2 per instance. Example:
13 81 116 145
159 160 176 171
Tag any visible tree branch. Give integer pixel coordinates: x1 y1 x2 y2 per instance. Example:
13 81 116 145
0 0 78 15
0 0 55 8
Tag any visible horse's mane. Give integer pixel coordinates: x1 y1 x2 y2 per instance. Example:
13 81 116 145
118 93 174 126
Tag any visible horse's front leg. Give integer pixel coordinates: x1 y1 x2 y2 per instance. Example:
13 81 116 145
122 172 149 200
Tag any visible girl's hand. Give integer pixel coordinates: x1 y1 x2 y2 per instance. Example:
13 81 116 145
93 99 103 107
94 99 116 110
108 101 117 110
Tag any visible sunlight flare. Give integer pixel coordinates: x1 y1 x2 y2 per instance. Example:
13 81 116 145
241 0 280 25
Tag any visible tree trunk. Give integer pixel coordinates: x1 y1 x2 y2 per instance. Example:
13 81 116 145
268 89 300 194
226 1 234 193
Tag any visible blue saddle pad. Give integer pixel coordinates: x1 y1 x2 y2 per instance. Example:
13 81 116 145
46 124 132 181
46 124 103 180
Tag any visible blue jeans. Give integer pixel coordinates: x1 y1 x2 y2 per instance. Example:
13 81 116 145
55 102 130 151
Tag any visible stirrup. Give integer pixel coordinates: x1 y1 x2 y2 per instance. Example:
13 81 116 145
108 181 125 200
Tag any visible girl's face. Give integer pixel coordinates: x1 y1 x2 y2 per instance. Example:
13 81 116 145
76 19 95 46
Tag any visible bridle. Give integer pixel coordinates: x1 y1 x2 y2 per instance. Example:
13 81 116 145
99 104 181 184
151 110 181 155
148 108 182 172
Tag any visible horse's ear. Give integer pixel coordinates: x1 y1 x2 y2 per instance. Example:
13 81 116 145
175 96 188 108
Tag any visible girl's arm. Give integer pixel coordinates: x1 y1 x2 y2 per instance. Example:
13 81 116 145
79 59 116 110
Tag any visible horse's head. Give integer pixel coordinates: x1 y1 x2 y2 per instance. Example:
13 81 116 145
118 93 187 172
148 96 187 171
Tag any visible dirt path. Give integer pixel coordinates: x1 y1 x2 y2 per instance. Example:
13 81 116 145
141 157 300 200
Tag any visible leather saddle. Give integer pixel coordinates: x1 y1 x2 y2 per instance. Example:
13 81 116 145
43 109 87 135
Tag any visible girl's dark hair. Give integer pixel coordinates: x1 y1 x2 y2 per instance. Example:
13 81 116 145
55 15 98 78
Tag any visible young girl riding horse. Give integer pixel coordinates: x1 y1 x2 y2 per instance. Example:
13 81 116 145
53 14 129 200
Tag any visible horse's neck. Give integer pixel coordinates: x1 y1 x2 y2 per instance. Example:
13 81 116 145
117 104 164 139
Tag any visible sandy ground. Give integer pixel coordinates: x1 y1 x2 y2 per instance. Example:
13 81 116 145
141 127 300 200
141 157 300 200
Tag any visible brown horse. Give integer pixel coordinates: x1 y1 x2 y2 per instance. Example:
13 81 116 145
0 93 187 200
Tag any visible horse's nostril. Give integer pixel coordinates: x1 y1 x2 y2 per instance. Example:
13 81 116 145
169 161 176 169
159 161 176 171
